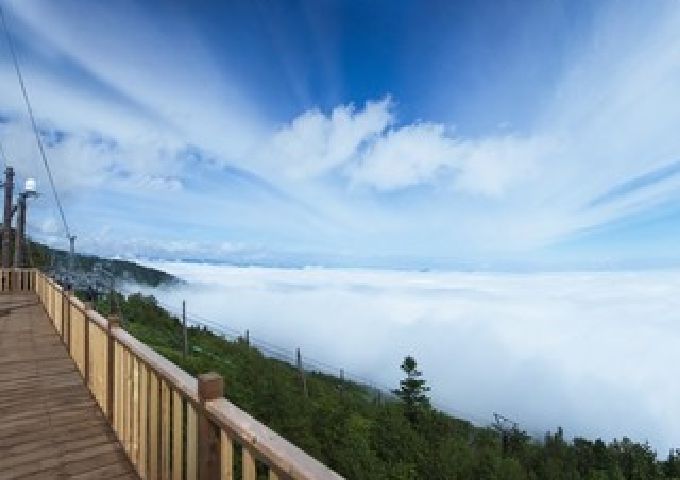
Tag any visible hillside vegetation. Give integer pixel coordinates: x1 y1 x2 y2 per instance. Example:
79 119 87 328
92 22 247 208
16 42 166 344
27 240 176 286
84 290 680 480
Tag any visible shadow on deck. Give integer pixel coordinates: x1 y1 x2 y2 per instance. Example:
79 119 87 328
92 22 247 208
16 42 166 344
0 293 138 480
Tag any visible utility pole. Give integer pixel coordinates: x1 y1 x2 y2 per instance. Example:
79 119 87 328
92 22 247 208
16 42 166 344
2 166 14 268
109 274 115 314
296 347 308 398
68 235 76 272
182 300 188 359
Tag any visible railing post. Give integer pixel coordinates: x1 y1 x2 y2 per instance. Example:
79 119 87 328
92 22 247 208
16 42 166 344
61 286 68 342
198 373 223 480
107 314 120 423
63 286 71 349
83 302 93 388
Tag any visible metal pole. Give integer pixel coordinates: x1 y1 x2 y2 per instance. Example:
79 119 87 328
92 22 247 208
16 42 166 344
109 274 115 314
2 166 14 268
68 235 75 272
296 347 308 398
182 300 188 359
13 194 25 268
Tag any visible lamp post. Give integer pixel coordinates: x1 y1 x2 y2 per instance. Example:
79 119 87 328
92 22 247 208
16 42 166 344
2 166 14 268
14 178 37 268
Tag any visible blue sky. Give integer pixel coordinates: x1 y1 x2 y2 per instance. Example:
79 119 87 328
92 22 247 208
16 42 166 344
1 0 680 268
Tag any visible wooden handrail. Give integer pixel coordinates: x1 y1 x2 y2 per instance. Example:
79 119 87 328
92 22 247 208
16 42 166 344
207 398 344 480
29 269 344 480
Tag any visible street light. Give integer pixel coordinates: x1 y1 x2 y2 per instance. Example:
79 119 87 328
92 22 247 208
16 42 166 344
24 177 36 194
2 166 15 268
14 177 38 268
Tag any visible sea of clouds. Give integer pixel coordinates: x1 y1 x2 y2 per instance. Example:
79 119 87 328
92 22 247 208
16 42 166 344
138 262 680 452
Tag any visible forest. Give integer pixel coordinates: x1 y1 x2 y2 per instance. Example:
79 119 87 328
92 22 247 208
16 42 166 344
83 289 679 480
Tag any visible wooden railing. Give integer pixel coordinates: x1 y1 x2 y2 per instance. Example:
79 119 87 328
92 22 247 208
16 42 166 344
0 268 35 293
29 269 343 480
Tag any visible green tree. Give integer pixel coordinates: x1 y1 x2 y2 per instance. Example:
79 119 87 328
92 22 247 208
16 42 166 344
663 449 680 478
392 356 430 422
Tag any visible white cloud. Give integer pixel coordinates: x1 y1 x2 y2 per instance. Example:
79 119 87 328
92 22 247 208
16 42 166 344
349 122 458 190
0 119 186 193
131 175 183 192
264 99 549 197
350 124 550 195
140 262 680 452
264 97 392 180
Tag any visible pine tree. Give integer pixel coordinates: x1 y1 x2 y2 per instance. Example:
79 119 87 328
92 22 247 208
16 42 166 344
393 356 430 422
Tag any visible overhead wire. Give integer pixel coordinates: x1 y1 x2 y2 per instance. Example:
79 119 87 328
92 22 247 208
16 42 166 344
0 3 71 241
0 139 7 170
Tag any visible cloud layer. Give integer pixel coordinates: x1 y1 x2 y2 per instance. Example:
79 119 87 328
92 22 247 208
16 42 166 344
141 262 680 453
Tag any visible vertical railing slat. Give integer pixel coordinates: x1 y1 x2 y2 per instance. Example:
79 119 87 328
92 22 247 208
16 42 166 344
89 324 105 410
100 325 108 412
113 343 120 435
162 381 172 480
132 357 140 466
84 310 90 389
123 348 131 454
128 351 135 460
116 342 124 439
220 431 233 480
148 372 160 480
139 362 148 479
242 447 256 480
55 291 62 334
186 404 198 480
172 390 184 480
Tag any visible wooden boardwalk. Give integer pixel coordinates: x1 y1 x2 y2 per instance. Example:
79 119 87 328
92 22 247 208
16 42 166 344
0 293 138 480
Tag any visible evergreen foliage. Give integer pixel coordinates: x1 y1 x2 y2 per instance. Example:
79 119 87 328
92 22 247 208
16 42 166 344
392 355 430 423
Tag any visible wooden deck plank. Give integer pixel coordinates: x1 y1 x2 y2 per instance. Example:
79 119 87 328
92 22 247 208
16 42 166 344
0 293 139 480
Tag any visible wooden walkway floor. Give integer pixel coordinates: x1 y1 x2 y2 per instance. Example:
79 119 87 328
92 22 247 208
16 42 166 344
0 293 138 480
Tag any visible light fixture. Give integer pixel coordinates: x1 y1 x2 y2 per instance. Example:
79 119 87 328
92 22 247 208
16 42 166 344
24 177 36 194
